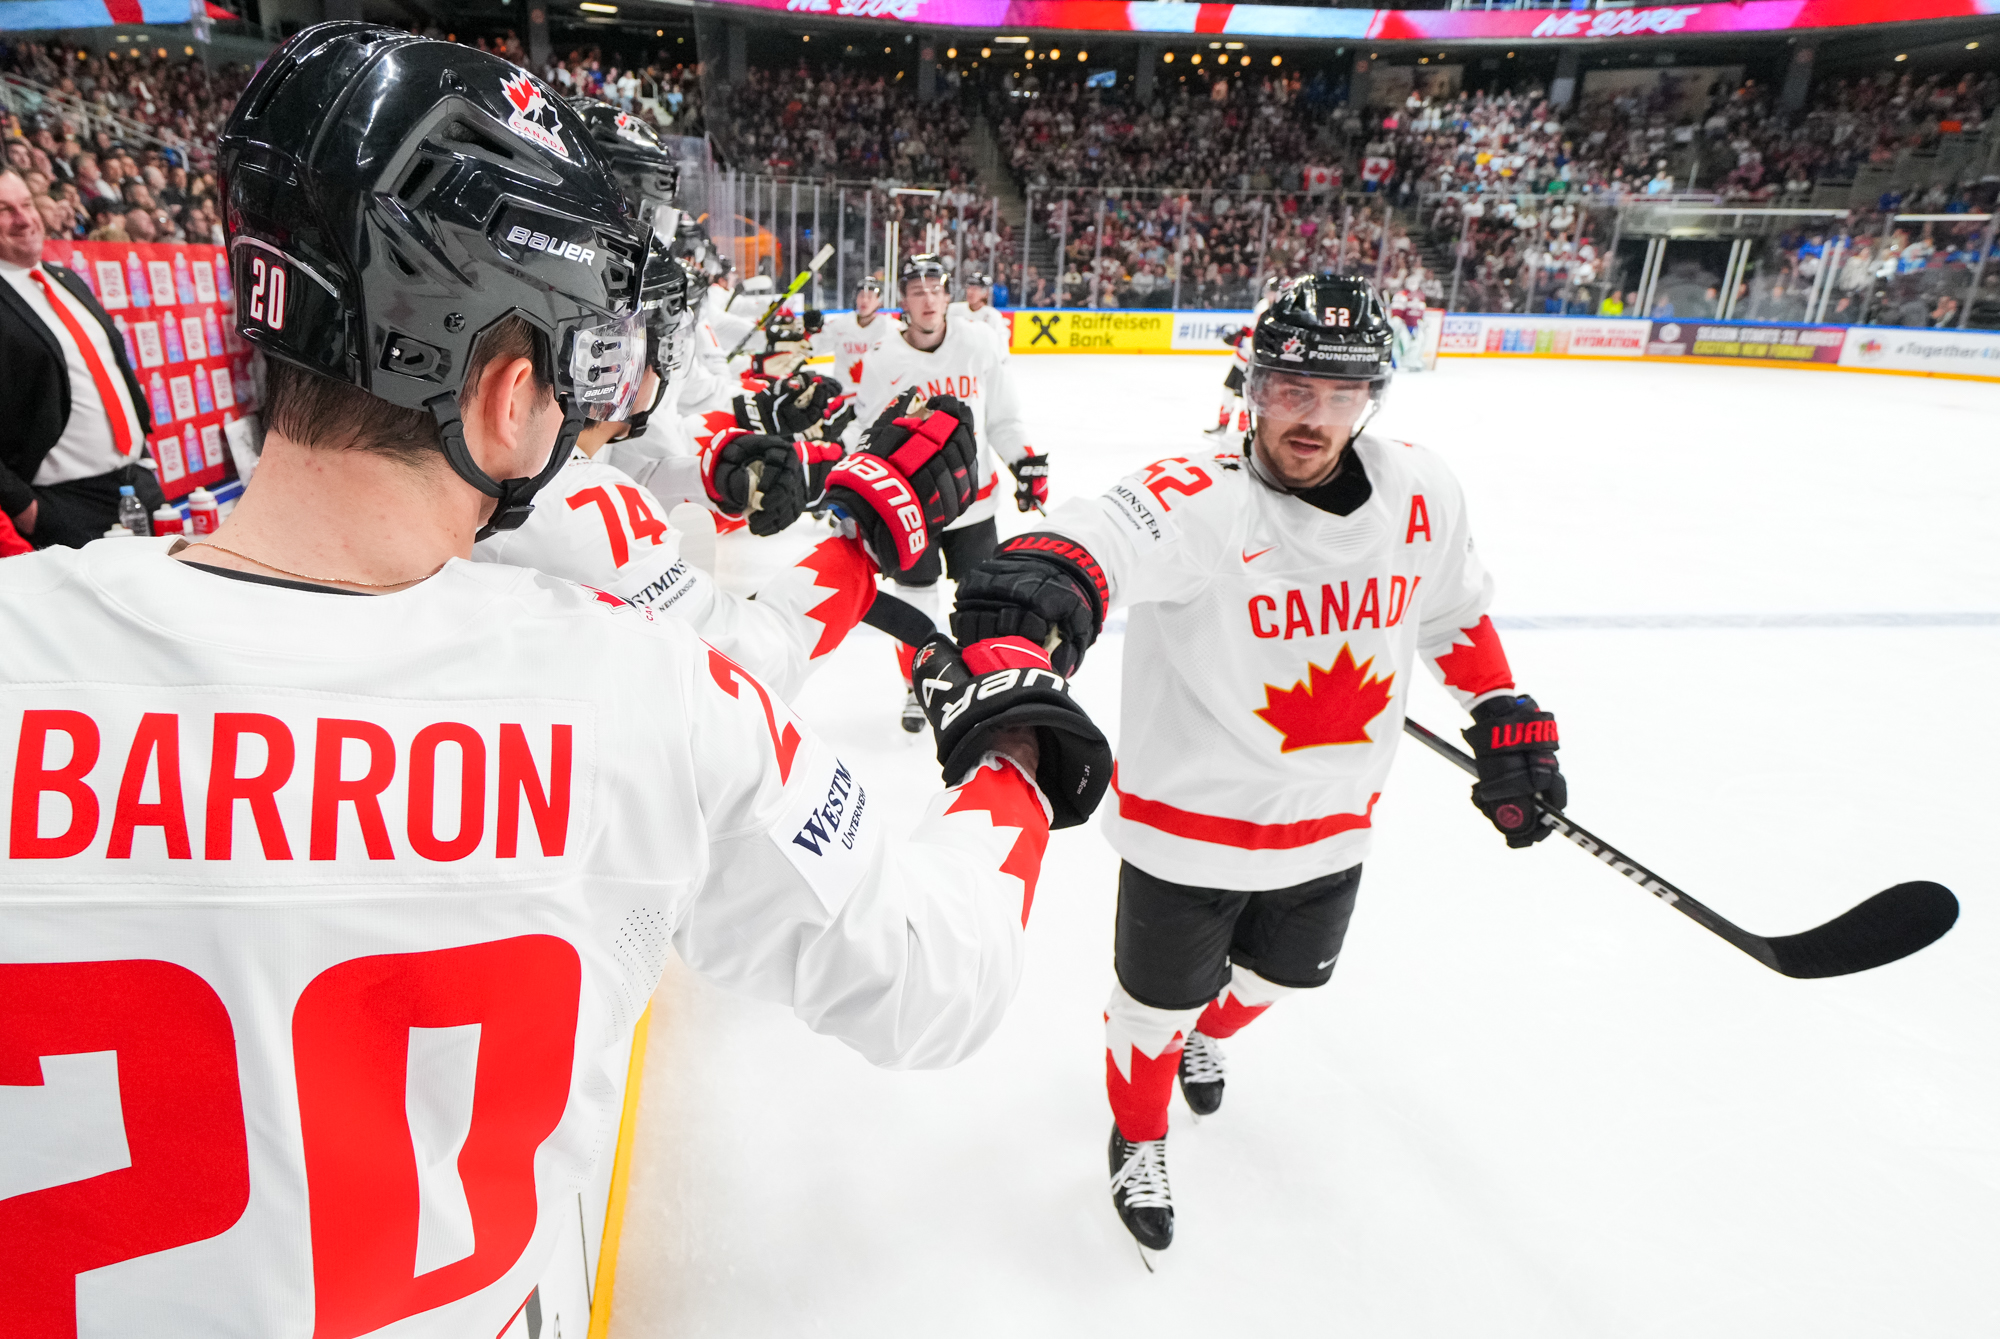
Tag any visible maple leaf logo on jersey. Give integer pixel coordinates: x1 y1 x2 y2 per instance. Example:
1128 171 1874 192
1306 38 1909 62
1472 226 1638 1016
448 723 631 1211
1254 643 1395 752
498 72 575 162
1279 334 1305 361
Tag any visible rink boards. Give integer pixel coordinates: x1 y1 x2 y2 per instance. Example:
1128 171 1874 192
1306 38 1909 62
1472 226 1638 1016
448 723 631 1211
982 304 2000 382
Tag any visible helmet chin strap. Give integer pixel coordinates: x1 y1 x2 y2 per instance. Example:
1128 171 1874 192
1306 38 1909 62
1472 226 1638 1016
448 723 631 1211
428 391 587 542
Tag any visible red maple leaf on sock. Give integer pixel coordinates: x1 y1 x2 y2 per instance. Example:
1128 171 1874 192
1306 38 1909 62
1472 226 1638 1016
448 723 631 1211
1254 643 1395 752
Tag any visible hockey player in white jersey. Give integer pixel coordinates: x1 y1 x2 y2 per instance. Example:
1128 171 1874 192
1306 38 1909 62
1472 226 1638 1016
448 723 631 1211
812 274 898 392
852 254 1049 731
0 29 1112 1338
950 274 1567 1252
947 268 1010 345
1387 278 1431 371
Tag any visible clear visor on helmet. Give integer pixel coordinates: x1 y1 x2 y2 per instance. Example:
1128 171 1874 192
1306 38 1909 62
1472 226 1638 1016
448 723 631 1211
1244 364 1377 427
566 312 649 421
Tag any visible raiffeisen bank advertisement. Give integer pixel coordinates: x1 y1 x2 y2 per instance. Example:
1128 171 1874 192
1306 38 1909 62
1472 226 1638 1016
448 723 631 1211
712 0 2000 40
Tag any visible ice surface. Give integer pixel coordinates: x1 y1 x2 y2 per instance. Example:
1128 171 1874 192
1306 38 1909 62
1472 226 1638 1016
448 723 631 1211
610 356 2000 1338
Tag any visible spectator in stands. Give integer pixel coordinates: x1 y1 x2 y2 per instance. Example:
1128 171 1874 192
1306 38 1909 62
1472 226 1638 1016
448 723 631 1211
0 166 160 548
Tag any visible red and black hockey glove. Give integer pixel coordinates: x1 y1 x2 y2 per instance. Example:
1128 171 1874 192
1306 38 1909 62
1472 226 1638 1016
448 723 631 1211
951 533 1109 676
735 369 841 438
1008 449 1050 513
700 428 817 537
911 634 1112 830
1462 694 1566 849
823 393 978 572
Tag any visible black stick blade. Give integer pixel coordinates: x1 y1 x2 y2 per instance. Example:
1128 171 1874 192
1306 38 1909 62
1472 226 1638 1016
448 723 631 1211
1763 882 1960 979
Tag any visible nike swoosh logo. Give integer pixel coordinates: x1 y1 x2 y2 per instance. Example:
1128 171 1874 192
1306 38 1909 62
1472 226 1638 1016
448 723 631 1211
1317 956 1339 969
888 376 905 386
1242 546 1274 563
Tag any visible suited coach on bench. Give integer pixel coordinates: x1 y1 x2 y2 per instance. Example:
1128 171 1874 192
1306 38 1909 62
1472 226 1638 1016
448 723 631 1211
0 165 159 547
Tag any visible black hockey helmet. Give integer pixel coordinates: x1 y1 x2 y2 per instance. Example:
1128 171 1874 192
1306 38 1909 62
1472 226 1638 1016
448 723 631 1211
962 269 992 289
899 252 950 291
566 96 680 230
1249 272 1395 390
856 274 884 296
219 23 654 536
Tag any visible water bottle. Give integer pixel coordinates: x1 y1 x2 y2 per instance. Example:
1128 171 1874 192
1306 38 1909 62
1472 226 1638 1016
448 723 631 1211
183 424 203 473
195 370 214 414
174 252 196 305
214 248 233 301
114 315 138 366
186 486 219 535
151 503 184 536
149 372 171 423
71 249 94 293
126 251 150 307
203 307 222 354
162 312 184 363
117 485 151 536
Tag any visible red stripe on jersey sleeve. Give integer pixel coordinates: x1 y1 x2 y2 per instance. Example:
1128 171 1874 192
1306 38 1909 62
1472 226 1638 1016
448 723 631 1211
1111 765 1380 850
1431 615 1516 698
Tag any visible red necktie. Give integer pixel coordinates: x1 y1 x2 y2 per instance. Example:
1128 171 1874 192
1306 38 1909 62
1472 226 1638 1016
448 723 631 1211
31 267 137 458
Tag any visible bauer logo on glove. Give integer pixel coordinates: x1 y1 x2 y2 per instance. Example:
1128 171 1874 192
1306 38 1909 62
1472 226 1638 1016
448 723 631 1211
825 395 980 572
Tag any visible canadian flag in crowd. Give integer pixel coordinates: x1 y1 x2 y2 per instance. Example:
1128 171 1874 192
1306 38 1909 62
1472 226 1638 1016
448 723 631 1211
1362 156 1396 187
1304 164 1338 195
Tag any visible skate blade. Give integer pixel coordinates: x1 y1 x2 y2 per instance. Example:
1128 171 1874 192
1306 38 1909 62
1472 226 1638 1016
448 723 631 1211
1136 1241 1157 1274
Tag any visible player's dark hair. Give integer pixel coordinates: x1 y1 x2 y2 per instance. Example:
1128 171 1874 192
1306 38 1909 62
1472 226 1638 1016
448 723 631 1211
263 316 550 468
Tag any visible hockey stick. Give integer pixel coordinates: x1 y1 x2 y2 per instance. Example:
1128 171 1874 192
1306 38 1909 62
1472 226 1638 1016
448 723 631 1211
728 244 835 359
1400 718 1958 978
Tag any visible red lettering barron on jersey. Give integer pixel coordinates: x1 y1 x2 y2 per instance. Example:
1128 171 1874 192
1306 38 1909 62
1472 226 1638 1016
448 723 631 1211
8 709 579 863
1111 764 1381 850
1431 615 1516 698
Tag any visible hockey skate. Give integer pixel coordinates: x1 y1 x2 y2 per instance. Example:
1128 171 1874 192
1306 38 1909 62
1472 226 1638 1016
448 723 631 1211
900 686 925 734
1177 1032 1226 1117
1109 1125 1174 1252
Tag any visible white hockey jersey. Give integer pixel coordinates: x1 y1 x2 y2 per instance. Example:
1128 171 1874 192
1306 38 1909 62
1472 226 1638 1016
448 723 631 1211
851 318 1032 532
945 300 1010 349
810 310 897 392
1038 437 1518 890
472 450 872 700
0 538 1051 1338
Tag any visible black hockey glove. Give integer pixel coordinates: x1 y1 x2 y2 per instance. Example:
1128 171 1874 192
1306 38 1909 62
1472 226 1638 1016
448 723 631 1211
1462 695 1566 849
699 429 817 537
1008 449 1050 512
823 394 978 573
735 369 841 438
951 534 1109 676
911 634 1112 829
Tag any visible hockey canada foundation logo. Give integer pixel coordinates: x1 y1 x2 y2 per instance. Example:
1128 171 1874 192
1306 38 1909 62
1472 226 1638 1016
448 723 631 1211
1279 334 1305 362
500 73 575 162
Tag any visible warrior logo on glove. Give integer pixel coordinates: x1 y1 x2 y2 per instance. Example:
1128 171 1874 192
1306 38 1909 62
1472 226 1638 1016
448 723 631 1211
911 635 1113 829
